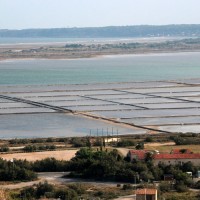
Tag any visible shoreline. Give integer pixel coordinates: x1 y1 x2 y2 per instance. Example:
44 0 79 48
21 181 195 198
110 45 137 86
1 36 200 61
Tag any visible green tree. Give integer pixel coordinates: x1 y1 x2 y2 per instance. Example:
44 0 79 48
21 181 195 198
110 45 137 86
136 142 144 150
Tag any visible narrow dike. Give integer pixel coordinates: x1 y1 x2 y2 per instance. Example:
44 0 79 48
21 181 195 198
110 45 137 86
0 94 172 134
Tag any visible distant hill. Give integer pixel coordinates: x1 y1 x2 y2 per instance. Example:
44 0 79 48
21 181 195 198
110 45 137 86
0 25 200 38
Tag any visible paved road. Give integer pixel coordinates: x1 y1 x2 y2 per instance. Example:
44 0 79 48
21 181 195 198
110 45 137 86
1 172 136 190
0 172 68 190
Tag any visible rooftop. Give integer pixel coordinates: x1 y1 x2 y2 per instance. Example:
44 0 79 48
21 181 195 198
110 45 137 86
129 150 148 160
136 188 157 195
171 149 192 154
154 153 200 160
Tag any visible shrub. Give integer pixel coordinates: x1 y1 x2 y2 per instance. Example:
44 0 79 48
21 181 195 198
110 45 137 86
117 140 135 147
194 180 200 189
68 183 86 195
159 182 171 192
23 145 37 152
0 146 9 152
136 142 144 150
145 137 153 143
175 183 188 193
122 184 133 190
71 138 87 147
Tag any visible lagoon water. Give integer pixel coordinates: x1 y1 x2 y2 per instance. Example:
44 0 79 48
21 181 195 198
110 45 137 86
0 113 144 139
1 52 200 85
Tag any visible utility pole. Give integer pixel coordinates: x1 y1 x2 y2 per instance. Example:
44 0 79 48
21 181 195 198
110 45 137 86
107 128 108 143
134 175 136 192
112 127 113 142
117 129 119 142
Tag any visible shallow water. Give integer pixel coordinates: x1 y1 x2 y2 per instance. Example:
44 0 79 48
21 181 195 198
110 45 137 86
1 52 200 85
0 113 145 139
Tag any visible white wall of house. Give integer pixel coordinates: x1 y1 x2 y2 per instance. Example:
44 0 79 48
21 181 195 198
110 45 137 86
154 159 200 166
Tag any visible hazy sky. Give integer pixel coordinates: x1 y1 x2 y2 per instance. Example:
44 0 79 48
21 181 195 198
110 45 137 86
1 0 200 29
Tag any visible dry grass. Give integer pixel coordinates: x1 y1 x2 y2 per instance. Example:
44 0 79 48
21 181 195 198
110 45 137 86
161 191 199 200
0 150 77 161
145 143 200 153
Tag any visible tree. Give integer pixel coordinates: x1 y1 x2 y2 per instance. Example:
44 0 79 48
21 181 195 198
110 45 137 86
0 146 9 152
159 182 171 192
136 142 144 150
36 181 54 198
145 137 153 143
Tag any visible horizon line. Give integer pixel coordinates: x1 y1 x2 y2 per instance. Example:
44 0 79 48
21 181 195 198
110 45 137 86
1 23 200 31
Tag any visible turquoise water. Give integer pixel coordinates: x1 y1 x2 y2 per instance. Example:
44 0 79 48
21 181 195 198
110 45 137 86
0 52 200 85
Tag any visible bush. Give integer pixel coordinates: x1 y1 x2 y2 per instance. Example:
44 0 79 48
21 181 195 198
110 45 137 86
23 145 37 152
70 138 87 147
122 184 133 190
159 182 171 192
117 140 135 147
0 158 37 182
24 145 56 152
175 183 188 193
194 180 200 189
136 142 144 149
68 183 86 195
145 137 153 143
9 138 29 145
32 157 68 172
172 136 200 145
0 146 9 152
36 181 54 198
46 138 54 143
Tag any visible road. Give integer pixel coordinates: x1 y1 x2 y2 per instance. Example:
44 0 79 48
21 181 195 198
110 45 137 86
1 172 137 190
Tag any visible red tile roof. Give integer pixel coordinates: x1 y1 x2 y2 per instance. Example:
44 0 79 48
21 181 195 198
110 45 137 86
136 188 157 195
171 149 192 154
154 153 200 160
129 150 147 160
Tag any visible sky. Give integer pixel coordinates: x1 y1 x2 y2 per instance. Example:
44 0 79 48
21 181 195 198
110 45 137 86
0 0 200 29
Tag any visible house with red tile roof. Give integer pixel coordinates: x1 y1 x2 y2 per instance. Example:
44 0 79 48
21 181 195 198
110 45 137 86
153 153 200 166
127 149 200 166
136 188 157 200
170 149 192 154
127 150 148 161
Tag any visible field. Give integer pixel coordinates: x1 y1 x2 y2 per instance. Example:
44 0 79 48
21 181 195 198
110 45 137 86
145 143 200 153
0 150 77 161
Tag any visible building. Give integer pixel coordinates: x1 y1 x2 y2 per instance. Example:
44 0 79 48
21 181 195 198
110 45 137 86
136 189 157 200
127 150 148 161
163 174 174 181
154 153 200 166
197 171 200 178
170 149 192 154
127 149 200 166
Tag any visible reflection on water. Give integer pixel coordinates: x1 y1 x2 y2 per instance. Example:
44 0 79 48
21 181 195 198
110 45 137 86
0 113 145 139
